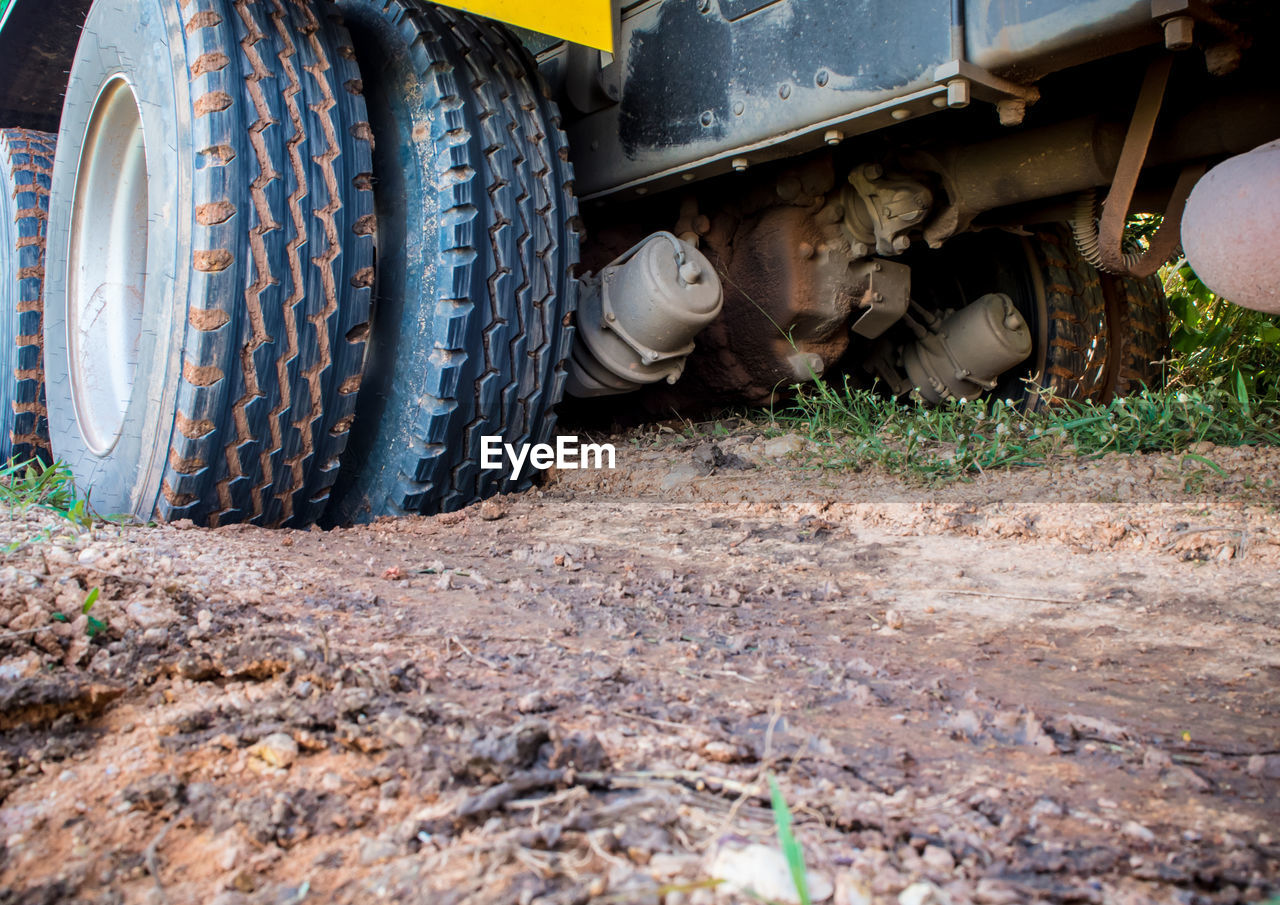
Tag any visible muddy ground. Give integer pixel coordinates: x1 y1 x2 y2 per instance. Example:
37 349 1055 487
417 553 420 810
1 425 1278 905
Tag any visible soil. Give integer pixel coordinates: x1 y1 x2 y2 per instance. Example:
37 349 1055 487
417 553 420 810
1 425 1278 905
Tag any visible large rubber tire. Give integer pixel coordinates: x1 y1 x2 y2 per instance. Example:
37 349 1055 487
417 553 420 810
42 0 374 526
0 129 54 465
1024 225 1111 405
908 223 1109 407
1101 272 1171 397
327 0 579 522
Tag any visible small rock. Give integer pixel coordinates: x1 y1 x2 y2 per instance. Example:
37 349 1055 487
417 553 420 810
921 845 954 873
359 837 399 865
701 740 748 763
763 433 806 457
471 719 551 768
973 878 1020 904
1123 821 1155 843
479 498 506 521
248 732 298 769
379 714 425 749
196 609 213 631
517 691 552 713
899 881 949 905
709 842 833 904
1246 754 1266 776
0 653 42 681
884 609 904 631
77 545 106 565
549 731 610 771
660 464 702 490
835 872 873 905
126 597 177 630
1142 748 1173 771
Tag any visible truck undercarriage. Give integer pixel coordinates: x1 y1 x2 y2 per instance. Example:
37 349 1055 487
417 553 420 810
0 0 1276 524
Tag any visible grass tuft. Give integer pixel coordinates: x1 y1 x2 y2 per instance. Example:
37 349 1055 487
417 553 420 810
0 457 80 516
785 381 1280 485
767 774 811 905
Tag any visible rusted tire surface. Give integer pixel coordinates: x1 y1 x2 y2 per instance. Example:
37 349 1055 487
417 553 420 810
0 128 54 464
1102 272 1171 397
41 0 373 525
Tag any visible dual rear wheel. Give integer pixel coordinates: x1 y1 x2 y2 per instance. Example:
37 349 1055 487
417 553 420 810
14 0 578 525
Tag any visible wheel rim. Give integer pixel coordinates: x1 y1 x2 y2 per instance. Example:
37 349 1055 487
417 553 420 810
66 76 149 456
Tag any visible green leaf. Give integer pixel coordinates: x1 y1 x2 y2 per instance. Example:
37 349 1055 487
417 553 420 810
1235 371 1251 416
767 775 811 905
82 587 100 614
86 616 108 639
1182 453 1227 477
51 612 68 623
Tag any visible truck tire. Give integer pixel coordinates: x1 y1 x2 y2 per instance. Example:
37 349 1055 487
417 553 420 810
1025 225 1112 405
0 129 54 465
910 224 1109 407
41 0 373 525
328 1 579 522
1102 273 1170 396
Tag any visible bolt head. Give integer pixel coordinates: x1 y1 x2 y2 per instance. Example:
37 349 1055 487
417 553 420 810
892 235 911 253
1164 15 1194 51
823 129 844 146
731 157 750 173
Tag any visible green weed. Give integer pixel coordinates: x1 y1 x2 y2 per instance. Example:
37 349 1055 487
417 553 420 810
51 586 108 638
785 380 1279 484
767 774 811 905
1165 259 1280 399
0 457 79 515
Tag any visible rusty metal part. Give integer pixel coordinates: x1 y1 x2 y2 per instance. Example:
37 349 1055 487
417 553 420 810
901 86 1280 250
1181 139 1280 314
909 117 1126 248
1096 55 1205 279
851 259 910 339
678 204 864 404
566 233 724 397
901 293 1033 404
842 164 933 257
1070 163 1204 276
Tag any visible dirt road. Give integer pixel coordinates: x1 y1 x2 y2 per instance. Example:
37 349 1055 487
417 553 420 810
2 427 1278 904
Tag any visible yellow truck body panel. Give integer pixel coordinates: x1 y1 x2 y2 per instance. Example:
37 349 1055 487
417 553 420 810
433 0 613 51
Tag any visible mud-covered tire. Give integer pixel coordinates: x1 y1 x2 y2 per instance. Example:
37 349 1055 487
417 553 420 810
1024 225 1111 404
328 1 579 523
0 129 54 465
1102 272 1171 396
42 0 373 525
